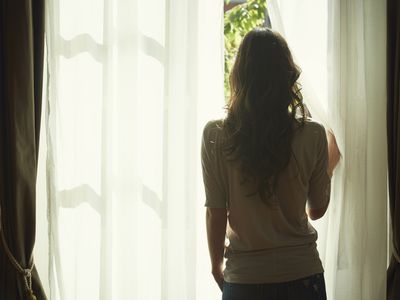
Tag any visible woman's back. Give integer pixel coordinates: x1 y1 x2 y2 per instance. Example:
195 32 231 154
201 28 339 299
202 118 330 283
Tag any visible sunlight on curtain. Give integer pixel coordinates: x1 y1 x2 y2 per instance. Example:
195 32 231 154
34 54 50 296
268 0 388 299
45 0 224 299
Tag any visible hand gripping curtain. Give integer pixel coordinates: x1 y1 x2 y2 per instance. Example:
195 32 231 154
267 0 388 299
387 0 400 299
0 0 47 299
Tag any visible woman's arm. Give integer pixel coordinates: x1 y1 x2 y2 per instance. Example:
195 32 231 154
307 126 340 220
206 207 227 291
326 130 341 177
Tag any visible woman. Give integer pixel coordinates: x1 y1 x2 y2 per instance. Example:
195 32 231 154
201 28 340 300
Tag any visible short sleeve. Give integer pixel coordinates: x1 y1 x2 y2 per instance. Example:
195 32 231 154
307 125 331 210
201 122 227 208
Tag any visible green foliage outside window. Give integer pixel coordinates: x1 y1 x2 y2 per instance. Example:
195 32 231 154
224 0 268 100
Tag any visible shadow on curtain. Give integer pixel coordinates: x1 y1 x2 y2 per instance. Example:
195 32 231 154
387 0 400 299
0 0 46 299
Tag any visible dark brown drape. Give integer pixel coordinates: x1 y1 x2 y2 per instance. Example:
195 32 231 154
387 0 400 299
0 0 46 299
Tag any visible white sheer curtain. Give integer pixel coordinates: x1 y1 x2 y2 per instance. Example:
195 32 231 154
268 0 387 299
44 0 224 299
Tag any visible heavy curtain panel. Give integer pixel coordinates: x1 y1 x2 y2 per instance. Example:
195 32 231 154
268 0 387 299
0 0 46 299
387 0 400 299
45 0 224 299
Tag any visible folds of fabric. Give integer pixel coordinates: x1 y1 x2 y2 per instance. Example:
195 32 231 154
267 0 388 299
45 0 225 299
387 0 400 299
0 0 46 299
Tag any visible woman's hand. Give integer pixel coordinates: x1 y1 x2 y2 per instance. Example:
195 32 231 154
326 130 341 177
212 264 224 292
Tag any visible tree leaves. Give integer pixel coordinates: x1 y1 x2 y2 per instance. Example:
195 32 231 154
224 0 267 100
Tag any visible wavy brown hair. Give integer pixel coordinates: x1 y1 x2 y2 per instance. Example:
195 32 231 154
223 28 305 201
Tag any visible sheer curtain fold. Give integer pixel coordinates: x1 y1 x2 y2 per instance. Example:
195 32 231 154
45 0 224 299
268 0 387 299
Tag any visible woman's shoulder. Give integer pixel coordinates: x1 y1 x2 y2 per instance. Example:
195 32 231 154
203 119 224 131
296 118 326 134
202 119 227 153
293 118 326 146
202 119 225 137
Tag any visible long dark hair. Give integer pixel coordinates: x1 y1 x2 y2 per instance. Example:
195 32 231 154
223 28 305 201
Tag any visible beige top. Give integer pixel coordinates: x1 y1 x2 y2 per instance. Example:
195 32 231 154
201 119 331 283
